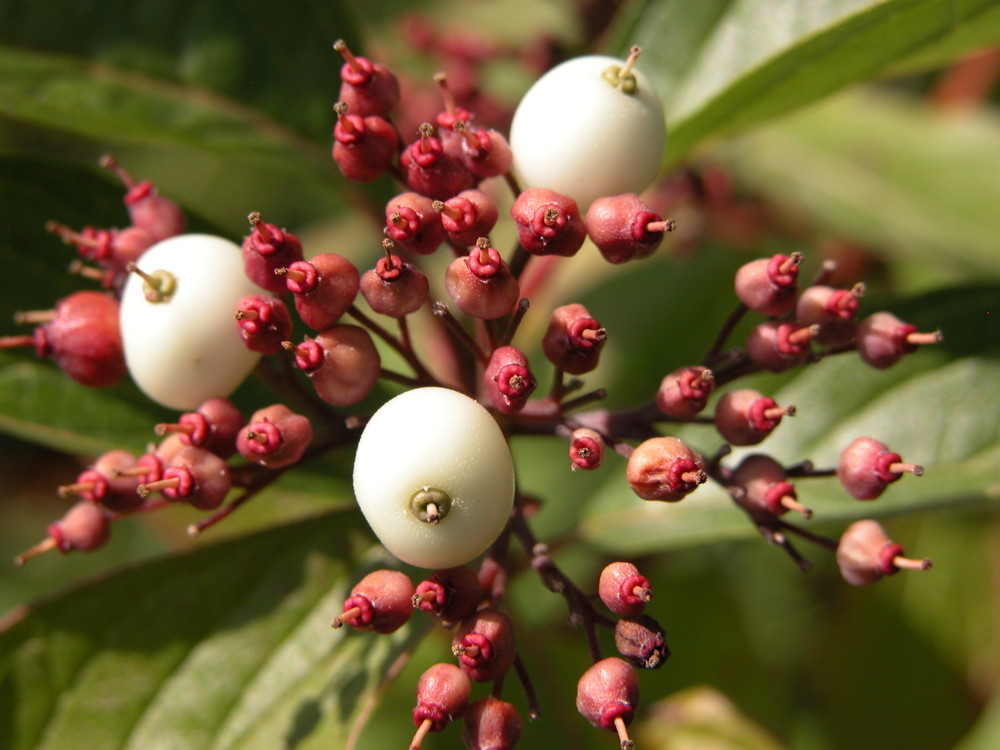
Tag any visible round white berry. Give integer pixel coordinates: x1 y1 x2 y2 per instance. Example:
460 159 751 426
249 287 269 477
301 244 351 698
353 387 515 569
509 52 667 210
120 233 261 410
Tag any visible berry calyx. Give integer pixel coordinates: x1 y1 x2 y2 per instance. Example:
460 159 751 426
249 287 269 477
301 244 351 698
332 569 415 633
626 436 707 502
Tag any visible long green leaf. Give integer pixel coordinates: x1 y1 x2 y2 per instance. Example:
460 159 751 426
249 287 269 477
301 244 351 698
719 88 1000 284
606 0 1000 161
0 510 424 750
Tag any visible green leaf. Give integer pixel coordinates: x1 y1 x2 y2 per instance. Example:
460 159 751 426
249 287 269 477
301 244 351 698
0 47 344 234
0 0 361 140
719 89 1000 286
605 0 1000 161
0 510 425 750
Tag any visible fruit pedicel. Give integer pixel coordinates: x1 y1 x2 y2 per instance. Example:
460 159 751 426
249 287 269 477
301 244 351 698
8 40 942 749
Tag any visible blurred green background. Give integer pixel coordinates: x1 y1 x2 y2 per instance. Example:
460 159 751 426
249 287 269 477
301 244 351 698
1 1 999 749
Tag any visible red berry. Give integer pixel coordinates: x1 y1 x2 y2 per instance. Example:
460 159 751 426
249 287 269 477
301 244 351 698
856 312 942 369
836 519 931 586
410 662 471 748
400 123 476 200
15 501 112 566
615 614 669 669
795 283 863 347
444 239 520 319
331 102 399 182
586 193 674 264
626 436 706 502
452 608 516 682
333 39 400 117
433 189 499 247
745 321 818 372
236 404 313 469
837 437 923 500
463 696 523 750
714 389 793 446
241 212 305 294
733 253 802 316
235 294 293 354
413 565 483 624
359 242 430 318
541 303 606 375
484 345 536 413
570 428 606 471
385 192 447 256
279 253 360 331
332 569 414 633
57 449 143 514
599 561 652 616
138 446 232 511
287 325 381 406
655 366 714 419
155 397 244 458
730 454 812 520
511 187 587 257
576 657 640 749
100 154 186 242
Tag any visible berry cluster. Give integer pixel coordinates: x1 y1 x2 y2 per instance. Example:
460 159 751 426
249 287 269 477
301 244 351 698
8 38 943 750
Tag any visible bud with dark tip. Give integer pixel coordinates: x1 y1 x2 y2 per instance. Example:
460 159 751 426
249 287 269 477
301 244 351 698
615 614 669 669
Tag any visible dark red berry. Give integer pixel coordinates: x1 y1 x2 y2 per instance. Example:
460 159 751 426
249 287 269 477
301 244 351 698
730 454 812 520
400 122 476 200
796 283 864 347
837 437 923 500
444 238 519 319
332 569 414 633
655 366 714 419
745 321 818 372
333 39 400 118
452 121 513 179
242 212 305 293
359 240 430 318
413 565 483 624
586 193 674 264
57 449 143 514
278 253 359 330
511 187 586 257
714 389 794 446
286 325 381 406
626 437 706 502
542 303 606 375
3 291 125 388
235 294 293 354
733 253 802 316
484 345 536 413
599 561 652 616
137 446 231 511
433 189 499 247
100 154 186 242
463 697 523 750
856 312 942 369
570 428 605 470
15 501 111 566
236 404 313 469
331 102 399 182
385 192 447 256
155 397 244 458
452 608 516 682
836 519 931 586
576 657 640 749
411 663 471 749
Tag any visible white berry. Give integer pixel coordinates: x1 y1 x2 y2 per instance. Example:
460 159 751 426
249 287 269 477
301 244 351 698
509 50 667 210
353 387 515 569
120 234 262 410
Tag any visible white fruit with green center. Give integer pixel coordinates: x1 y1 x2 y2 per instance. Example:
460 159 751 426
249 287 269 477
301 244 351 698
120 234 261 410
509 47 667 210
353 387 515 569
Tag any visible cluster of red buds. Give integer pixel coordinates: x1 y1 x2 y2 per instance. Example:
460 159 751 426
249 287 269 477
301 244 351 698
8 35 943 750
